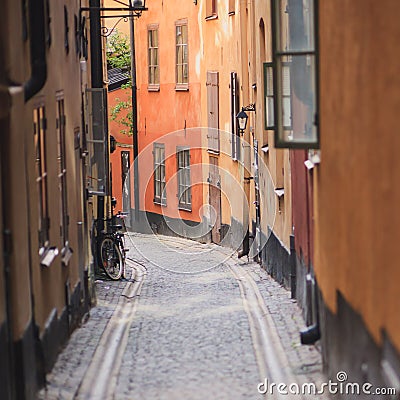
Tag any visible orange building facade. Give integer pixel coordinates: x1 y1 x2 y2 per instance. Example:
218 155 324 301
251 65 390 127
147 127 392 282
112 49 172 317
129 0 206 237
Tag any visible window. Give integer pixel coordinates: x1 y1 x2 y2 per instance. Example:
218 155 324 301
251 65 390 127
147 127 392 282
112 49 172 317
56 97 70 262
230 72 240 160
85 88 109 195
271 0 318 148
264 62 292 130
206 0 218 18
177 148 191 210
153 144 166 205
148 25 159 90
175 20 188 90
33 105 49 249
64 6 69 54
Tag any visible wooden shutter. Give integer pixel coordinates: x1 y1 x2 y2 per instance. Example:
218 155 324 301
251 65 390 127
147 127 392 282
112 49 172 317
207 71 219 153
230 72 240 159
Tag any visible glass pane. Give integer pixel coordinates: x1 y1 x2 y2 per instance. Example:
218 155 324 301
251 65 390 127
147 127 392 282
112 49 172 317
177 45 183 64
176 26 182 45
282 64 291 96
161 163 165 178
177 65 181 83
278 0 314 52
183 64 188 82
155 66 160 84
153 29 158 47
153 49 158 65
266 97 274 127
279 54 317 143
282 97 292 128
181 25 188 44
185 168 190 185
183 45 188 63
149 67 154 84
266 66 273 96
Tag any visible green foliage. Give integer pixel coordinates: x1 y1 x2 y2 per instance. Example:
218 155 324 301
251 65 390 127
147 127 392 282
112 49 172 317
110 87 133 137
106 31 131 71
107 32 133 136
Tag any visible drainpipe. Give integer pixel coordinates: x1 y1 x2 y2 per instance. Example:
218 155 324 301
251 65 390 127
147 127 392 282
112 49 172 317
238 0 251 259
24 0 47 102
89 0 105 234
130 12 140 226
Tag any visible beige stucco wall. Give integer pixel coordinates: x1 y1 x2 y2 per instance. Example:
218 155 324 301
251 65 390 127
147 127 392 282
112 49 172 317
253 0 292 250
1 0 90 338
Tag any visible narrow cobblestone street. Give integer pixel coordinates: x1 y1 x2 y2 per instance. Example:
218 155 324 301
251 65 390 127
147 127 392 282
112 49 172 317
39 233 328 400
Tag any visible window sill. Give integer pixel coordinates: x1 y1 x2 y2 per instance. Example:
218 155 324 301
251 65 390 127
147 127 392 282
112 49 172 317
205 14 218 21
148 84 160 92
178 205 192 212
228 11 235 16
175 84 189 91
154 199 167 207
261 145 269 154
61 245 74 266
40 246 59 268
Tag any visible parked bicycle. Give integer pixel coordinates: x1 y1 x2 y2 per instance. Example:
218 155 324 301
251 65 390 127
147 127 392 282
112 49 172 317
91 207 129 280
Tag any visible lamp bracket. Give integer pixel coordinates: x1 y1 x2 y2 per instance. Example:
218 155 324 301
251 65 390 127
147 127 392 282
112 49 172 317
242 103 256 112
80 5 148 20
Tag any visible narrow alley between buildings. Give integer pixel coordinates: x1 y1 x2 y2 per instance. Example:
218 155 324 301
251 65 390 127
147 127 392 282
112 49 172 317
38 233 327 400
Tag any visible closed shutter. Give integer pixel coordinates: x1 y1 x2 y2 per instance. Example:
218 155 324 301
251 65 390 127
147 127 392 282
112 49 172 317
207 71 219 153
230 71 240 159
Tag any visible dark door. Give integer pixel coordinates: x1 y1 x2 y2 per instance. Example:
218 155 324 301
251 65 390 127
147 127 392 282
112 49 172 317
208 156 221 243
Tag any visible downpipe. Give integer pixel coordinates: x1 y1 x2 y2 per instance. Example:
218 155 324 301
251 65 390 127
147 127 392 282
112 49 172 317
24 0 47 102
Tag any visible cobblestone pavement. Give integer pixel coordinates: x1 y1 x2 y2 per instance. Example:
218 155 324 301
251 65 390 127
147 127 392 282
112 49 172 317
38 233 329 400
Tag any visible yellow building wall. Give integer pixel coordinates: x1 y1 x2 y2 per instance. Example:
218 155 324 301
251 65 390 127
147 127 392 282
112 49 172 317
200 0 250 236
315 0 400 351
253 0 292 250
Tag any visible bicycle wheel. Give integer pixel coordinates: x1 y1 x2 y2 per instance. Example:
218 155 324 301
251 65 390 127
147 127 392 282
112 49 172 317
100 237 123 280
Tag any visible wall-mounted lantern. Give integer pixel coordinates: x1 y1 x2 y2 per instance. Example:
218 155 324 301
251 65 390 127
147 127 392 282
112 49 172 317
236 103 255 135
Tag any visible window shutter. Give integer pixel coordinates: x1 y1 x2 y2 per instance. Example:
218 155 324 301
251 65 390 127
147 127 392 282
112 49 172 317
207 71 219 153
230 71 240 159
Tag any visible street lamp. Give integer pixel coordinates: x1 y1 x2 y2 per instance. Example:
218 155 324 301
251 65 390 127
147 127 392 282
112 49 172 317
236 108 249 133
236 103 255 134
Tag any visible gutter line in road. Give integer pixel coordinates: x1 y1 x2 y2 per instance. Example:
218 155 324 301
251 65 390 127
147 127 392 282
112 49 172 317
74 262 146 399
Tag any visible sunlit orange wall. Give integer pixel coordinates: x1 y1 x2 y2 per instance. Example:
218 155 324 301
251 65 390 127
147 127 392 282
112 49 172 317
134 0 203 222
315 0 400 351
